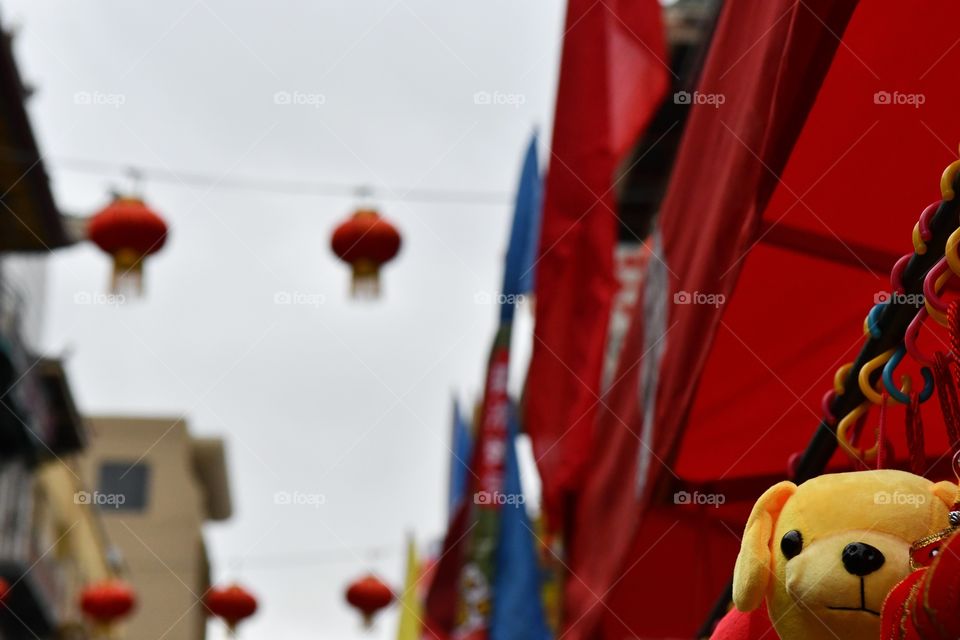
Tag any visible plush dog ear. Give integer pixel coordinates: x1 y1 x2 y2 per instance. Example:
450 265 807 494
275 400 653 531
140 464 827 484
930 480 958 510
733 481 796 612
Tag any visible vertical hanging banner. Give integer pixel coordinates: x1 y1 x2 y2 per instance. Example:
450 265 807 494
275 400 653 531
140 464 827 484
426 133 543 640
454 331 512 640
448 399 474 522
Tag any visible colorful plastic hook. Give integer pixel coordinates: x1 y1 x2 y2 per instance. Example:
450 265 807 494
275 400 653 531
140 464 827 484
863 302 886 338
858 349 910 404
834 362 854 394
945 226 960 277
942 151 960 201
912 202 940 255
882 345 934 403
837 402 877 463
904 307 951 366
890 253 912 294
923 257 952 311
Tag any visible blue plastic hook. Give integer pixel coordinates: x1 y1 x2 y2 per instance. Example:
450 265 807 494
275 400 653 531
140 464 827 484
882 345 934 403
866 302 886 339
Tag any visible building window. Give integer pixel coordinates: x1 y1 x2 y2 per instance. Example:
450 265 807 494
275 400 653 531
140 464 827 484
97 462 150 512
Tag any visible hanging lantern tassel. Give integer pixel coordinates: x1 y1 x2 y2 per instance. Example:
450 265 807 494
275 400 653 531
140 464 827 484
205 584 258 636
87 196 168 297
345 574 394 629
331 209 401 299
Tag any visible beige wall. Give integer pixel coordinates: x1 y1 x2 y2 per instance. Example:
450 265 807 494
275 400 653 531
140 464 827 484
78 417 229 640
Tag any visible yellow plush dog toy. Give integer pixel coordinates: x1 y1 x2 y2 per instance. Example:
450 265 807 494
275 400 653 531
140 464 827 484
733 470 957 640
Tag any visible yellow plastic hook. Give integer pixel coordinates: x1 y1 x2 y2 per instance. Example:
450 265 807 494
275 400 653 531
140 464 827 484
834 362 854 395
836 402 877 463
924 267 952 327
858 349 911 404
913 222 928 255
945 227 960 277
941 146 960 200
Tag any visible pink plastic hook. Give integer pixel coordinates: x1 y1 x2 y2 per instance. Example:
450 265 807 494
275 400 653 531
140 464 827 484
905 307 951 366
821 389 836 423
923 257 952 313
918 201 939 241
890 253 912 294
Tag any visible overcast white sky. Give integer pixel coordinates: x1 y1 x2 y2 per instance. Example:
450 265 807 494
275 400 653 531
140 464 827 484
2 1 565 637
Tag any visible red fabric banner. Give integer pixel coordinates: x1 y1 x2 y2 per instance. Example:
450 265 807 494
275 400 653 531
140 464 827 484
525 0 669 525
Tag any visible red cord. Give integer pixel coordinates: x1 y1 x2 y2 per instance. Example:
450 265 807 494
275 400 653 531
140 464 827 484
877 392 889 470
934 351 960 449
905 392 926 475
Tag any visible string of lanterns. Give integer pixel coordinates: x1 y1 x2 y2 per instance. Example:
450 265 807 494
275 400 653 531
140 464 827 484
82 185 403 299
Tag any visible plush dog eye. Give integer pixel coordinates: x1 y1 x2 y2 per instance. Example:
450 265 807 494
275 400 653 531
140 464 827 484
781 530 803 559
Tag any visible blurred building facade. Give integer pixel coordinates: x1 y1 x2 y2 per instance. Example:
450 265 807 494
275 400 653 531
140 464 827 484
78 417 231 640
0 14 128 640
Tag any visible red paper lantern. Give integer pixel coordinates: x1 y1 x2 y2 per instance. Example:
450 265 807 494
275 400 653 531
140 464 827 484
205 584 258 632
345 574 394 627
88 195 168 296
0 577 10 603
331 208 401 298
79 579 136 625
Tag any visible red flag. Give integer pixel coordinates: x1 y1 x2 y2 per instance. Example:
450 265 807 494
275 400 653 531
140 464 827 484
525 0 669 524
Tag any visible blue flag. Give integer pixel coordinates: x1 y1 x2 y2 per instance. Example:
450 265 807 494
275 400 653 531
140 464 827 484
500 133 543 324
448 398 473 521
490 405 552 640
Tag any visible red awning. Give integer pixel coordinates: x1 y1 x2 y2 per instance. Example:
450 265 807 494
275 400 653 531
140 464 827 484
559 0 960 637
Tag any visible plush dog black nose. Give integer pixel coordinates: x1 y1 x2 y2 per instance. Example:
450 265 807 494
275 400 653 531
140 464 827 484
842 542 885 576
